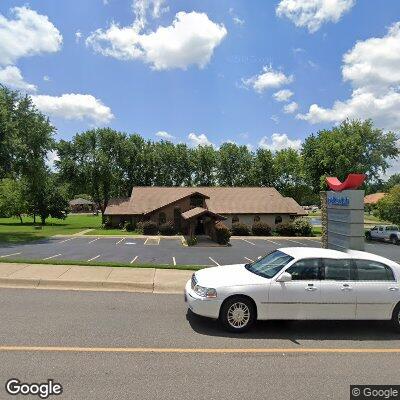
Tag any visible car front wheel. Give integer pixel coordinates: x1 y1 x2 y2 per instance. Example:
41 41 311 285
220 296 256 333
392 303 400 332
391 236 399 245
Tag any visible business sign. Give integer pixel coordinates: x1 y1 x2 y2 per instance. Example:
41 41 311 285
327 196 350 207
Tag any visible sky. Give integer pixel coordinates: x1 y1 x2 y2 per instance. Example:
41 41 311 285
0 0 400 172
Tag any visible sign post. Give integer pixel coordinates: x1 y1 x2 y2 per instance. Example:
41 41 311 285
322 174 366 251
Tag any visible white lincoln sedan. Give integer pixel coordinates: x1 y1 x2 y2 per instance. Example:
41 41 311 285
184 248 400 332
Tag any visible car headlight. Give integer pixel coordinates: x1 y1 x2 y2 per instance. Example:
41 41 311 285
194 284 217 298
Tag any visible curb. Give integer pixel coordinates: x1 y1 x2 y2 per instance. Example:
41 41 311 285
0 277 175 294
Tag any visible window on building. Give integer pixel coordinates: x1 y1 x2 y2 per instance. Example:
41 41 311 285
254 215 260 222
275 215 282 224
158 212 166 225
232 215 239 224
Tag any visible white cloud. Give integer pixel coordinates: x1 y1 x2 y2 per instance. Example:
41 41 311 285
31 94 114 125
43 75 50 82
133 0 168 30
276 0 355 33
86 11 227 70
156 130 174 140
298 22 400 131
270 115 280 124
243 66 293 93
75 30 82 43
259 133 301 152
46 150 59 171
188 132 214 147
0 6 62 66
0 66 37 92
233 16 245 26
273 89 293 102
283 101 299 114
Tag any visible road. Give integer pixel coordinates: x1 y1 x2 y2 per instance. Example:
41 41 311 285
0 288 400 399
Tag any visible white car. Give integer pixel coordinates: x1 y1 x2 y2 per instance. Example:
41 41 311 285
184 247 400 332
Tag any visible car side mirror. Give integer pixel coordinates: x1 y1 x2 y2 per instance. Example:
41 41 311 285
276 272 292 283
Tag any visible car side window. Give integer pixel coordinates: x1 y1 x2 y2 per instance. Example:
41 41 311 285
323 259 352 281
285 259 320 281
355 260 395 281
378 227 384 232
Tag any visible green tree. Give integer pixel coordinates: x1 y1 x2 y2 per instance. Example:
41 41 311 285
56 128 126 217
0 178 28 223
192 145 218 186
376 185 400 225
302 119 399 192
385 174 400 191
251 148 276 187
217 142 253 186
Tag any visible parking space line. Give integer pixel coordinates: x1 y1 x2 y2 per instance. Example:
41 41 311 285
88 255 101 262
285 239 308 245
173 257 176 266
244 257 254 263
43 254 61 261
88 238 99 244
130 256 138 264
209 257 220 266
58 237 77 244
264 239 280 245
241 238 256 246
116 238 125 245
0 252 21 258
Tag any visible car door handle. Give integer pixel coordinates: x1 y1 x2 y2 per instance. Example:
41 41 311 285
305 287 317 291
389 287 399 291
341 286 353 291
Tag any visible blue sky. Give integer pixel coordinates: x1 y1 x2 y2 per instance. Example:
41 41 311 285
0 0 399 158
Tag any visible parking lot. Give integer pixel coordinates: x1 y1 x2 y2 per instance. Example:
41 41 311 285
0 235 399 266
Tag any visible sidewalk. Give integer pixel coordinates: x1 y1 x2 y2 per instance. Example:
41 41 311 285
0 263 193 294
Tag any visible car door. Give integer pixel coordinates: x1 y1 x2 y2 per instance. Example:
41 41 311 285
319 258 357 319
267 258 322 319
377 226 385 240
355 259 400 320
369 226 379 240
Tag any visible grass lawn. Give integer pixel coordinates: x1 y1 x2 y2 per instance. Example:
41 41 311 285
86 229 140 236
0 214 102 244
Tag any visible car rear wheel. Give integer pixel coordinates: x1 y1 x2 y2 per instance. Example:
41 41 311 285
392 304 400 332
220 296 255 333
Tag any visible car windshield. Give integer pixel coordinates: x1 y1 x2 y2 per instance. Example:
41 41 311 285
245 250 294 279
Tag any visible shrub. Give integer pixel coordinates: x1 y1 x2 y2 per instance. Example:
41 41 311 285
231 222 250 236
123 220 136 232
275 222 296 237
102 218 112 229
251 221 272 236
187 236 198 246
136 221 144 234
159 221 176 235
142 220 158 235
215 222 231 245
293 218 312 236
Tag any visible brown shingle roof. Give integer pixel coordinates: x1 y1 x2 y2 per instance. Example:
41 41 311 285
364 192 386 205
105 187 306 216
181 207 226 220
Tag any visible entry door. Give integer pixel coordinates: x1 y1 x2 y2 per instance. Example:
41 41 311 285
354 260 400 320
267 259 322 319
319 258 356 319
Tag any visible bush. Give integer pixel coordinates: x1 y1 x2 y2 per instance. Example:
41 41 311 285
215 222 231 245
187 236 198 246
142 220 158 235
251 221 272 236
275 222 296 237
159 221 176 235
136 221 144 234
123 220 136 232
102 218 112 229
231 222 250 236
293 218 313 236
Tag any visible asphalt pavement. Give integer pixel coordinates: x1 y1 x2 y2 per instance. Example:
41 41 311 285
0 235 399 266
0 288 399 400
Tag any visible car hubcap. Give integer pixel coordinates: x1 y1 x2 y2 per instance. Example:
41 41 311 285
227 302 250 328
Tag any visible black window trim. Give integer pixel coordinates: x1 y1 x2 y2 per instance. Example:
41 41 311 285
284 257 323 281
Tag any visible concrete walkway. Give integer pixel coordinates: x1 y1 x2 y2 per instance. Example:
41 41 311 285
0 263 193 294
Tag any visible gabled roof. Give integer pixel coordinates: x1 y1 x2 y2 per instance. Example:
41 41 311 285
181 207 226 221
69 198 94 206
364 192 386 205
105 187 306 216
